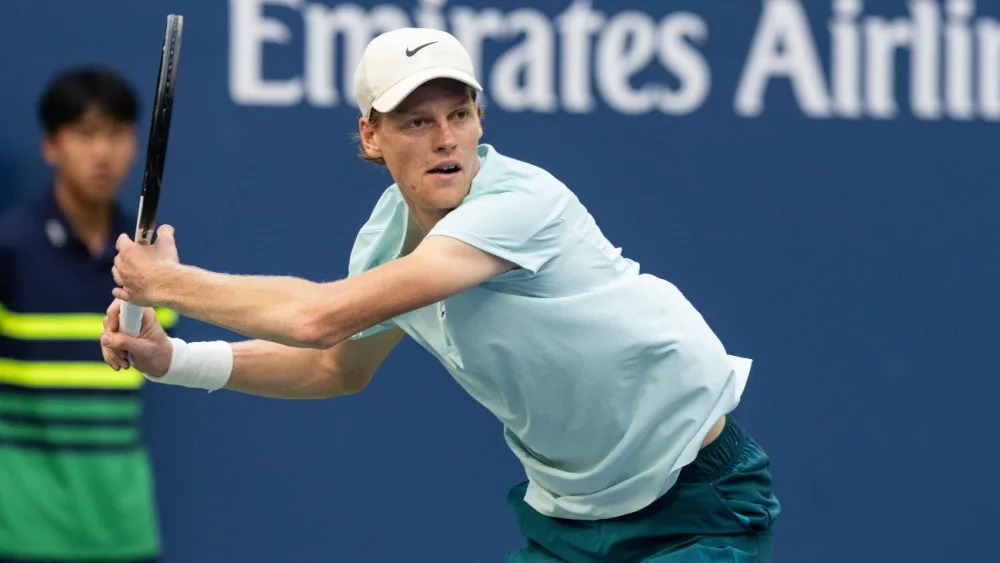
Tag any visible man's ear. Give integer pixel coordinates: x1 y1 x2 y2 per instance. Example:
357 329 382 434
41 134 59 167
358 117 382 160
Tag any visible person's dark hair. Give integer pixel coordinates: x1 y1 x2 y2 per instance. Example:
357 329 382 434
37 66 139 134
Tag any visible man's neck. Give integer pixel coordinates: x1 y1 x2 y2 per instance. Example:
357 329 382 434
407 205 449 235
401 157 481 235
53 177 113 257
400 211 426 257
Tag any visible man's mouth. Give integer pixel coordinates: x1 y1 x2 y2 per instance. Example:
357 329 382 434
427 162 462 176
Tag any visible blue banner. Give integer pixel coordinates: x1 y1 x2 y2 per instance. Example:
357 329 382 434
2 1 997 561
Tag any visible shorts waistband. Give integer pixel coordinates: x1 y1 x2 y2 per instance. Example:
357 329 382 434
676 416 746 484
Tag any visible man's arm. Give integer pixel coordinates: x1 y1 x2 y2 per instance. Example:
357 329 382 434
102 299 404 398
224 326 404 398
142 235 513 349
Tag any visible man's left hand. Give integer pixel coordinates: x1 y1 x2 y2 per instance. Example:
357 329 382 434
112 224 180 306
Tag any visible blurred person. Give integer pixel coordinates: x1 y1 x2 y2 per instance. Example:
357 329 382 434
101 29 780 562
0 67 176 563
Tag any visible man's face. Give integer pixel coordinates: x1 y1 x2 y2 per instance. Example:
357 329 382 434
361 79 483 217
43 105 137 205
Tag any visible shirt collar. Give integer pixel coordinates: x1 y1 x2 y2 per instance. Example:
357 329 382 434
40 185 132 261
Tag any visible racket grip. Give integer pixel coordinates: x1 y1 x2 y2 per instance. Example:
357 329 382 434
118 301 142 366
120 301 144 337
118 301 144 367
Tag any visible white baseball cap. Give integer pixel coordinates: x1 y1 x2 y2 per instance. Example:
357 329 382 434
353 27 483 118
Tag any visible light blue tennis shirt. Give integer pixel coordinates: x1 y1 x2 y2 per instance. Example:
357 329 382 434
348 144 751 520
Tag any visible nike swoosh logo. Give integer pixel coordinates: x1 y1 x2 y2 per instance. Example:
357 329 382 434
406 41 437 57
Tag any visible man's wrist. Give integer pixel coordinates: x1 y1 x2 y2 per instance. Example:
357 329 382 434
143 337 233 392
150 262 189 309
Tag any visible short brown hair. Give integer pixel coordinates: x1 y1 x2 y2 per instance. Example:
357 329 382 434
354 84 483 167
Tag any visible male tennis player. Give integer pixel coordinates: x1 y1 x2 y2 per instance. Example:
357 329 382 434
101 27 780 562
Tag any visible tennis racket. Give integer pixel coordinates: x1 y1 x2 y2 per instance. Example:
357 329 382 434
119 14 184 348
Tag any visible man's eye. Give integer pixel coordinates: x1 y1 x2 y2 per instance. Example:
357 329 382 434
408 119 426 128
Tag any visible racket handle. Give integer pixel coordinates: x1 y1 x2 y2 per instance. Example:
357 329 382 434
119 301 144 366
120 301 144 336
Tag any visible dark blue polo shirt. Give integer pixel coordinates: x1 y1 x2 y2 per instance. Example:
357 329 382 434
1 188 137 359
0 187 172 561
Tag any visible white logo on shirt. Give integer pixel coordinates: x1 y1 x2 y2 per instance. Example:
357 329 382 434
45 219 67 248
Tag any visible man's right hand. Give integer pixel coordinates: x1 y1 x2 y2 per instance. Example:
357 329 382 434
101 299 173 376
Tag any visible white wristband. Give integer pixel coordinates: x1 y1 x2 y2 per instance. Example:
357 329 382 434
143 337 233 392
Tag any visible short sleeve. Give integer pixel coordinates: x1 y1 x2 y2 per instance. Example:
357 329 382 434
346 187 409 340
0 241 12 361
0 244 11 306
427 176 570 276
0 214 17 306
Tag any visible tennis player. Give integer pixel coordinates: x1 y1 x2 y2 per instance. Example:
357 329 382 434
101 27 780 562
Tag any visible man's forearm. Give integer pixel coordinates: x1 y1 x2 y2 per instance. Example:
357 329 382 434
154 264 328 348
224 339 355 399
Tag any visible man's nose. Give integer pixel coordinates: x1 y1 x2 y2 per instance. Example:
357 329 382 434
91 134 114 157
433 120 458 152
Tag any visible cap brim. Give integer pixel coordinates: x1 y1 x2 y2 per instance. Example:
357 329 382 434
370 68 483 115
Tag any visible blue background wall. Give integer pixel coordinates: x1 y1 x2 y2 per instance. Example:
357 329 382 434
2 1 998 561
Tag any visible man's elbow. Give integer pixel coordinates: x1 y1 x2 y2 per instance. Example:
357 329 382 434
291 324 338 350
294 373 369 399
336 371 372 396
291 309 352 350
309 332 378 398
314 362 373 398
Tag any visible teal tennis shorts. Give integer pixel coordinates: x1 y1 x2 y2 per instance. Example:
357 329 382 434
505 417 780 562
